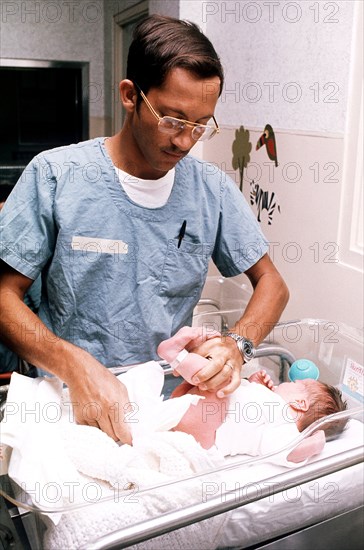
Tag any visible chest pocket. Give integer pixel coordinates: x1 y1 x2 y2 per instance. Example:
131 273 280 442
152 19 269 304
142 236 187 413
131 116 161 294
159 240 213 298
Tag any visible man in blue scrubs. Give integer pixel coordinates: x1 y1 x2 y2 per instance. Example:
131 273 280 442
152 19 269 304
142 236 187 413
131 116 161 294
0 15 289 443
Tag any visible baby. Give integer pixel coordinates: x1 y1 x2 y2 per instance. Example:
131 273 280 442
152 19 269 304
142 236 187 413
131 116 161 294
158 327 348 465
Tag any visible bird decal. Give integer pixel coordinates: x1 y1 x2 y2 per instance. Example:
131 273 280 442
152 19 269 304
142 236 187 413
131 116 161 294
256 124 278 167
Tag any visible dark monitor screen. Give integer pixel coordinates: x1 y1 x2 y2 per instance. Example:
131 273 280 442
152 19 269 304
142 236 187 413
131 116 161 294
0 60 89 195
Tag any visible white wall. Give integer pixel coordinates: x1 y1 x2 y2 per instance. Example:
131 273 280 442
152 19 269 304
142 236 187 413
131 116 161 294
197 0 363 331
204 0 354 133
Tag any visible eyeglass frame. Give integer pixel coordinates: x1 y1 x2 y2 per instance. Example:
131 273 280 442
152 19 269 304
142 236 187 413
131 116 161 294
134 83 220 141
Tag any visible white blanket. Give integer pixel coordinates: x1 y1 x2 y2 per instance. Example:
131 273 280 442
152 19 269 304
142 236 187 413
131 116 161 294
44 429 228 550
0 363 229 549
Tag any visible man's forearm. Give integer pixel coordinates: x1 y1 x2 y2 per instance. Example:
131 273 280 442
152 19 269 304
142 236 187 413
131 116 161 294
232 270 289 346
0 288 84 383
0 287 133 443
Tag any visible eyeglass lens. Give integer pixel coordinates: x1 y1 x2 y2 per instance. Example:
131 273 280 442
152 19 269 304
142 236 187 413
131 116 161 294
158 117 215 141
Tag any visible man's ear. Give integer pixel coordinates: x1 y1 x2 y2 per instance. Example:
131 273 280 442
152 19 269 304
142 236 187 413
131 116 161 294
290 398 309 412
119 79 137 113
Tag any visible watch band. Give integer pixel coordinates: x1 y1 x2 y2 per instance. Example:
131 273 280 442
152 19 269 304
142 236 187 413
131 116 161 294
224 332 256 362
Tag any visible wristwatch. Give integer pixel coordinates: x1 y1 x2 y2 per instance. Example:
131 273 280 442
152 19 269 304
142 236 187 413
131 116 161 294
224 332 256 362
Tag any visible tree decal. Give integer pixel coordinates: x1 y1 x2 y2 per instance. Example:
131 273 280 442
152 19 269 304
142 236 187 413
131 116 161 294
232 126 252 192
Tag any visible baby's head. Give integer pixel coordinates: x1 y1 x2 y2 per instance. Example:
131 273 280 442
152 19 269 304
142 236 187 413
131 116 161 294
301 380 348 438
275 379 348 438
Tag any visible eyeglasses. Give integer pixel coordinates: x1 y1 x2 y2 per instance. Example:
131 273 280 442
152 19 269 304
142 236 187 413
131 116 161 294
136 85 220 142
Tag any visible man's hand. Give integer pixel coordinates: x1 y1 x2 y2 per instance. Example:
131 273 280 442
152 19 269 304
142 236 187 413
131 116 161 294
65 352 132 444
187 335 242 398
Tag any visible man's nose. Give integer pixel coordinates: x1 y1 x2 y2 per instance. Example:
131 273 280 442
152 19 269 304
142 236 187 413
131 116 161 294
170 128 196 152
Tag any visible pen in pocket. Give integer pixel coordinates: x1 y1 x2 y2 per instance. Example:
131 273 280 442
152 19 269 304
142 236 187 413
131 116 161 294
177 220 187 248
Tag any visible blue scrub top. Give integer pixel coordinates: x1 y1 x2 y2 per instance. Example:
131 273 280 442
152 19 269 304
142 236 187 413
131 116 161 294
0 275 41 373
0 138 268 367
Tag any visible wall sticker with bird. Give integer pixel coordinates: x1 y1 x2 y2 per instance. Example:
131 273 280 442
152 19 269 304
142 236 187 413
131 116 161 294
256 124 278 167
232 123 281 226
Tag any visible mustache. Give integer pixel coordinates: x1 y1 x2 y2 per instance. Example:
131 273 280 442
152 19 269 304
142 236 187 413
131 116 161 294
164 146 188 155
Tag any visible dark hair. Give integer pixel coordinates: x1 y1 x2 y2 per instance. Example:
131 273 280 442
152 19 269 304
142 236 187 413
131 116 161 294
126 15 224 98
299 382 348 439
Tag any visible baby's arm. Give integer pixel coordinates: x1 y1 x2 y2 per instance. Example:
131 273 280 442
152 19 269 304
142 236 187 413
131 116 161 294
248 369 274 390
287 430 326 463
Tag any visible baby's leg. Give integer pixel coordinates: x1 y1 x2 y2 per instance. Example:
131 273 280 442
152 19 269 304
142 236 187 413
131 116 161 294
157 326 219 362
185 327 221 351
158 326 221 383
171 380 194 398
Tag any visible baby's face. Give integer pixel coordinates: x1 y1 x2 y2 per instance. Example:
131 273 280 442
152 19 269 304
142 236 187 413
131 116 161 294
273 378 316 403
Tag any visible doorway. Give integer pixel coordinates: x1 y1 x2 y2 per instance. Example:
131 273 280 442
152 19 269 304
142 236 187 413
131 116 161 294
113 1 148 133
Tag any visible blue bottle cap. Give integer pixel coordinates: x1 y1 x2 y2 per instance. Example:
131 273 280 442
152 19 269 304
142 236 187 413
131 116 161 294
288 359 320 382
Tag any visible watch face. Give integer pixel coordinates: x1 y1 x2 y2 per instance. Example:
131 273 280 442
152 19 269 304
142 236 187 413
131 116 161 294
243 339 255 359
225 332 255 360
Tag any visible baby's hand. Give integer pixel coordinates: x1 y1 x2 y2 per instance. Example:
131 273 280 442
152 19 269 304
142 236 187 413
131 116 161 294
248 369 274 390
